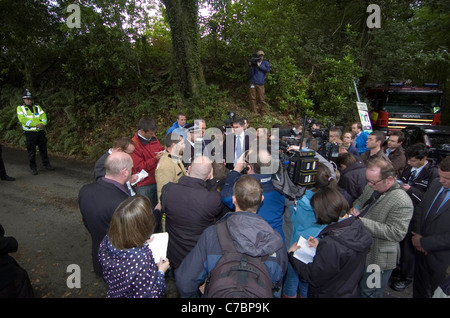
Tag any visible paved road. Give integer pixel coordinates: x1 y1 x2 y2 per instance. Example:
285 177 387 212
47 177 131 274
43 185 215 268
0 143 411 298
1 143 108 297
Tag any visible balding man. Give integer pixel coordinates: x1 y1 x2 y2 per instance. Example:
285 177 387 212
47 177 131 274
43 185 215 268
163 156 227 270
78 151 133 277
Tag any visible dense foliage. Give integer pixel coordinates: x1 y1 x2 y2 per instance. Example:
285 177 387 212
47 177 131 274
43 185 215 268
0 0 448 161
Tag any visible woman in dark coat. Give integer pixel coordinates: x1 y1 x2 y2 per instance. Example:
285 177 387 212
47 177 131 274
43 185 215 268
288 187 372 298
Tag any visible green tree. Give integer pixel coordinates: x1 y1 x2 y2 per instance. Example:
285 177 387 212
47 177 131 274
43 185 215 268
160 0 206 100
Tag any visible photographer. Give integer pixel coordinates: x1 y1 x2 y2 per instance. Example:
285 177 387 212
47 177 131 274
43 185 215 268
249 50 270 114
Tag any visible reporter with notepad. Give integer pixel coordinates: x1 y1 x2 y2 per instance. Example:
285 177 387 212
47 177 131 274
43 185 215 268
98 195 170 298
287 187 372 298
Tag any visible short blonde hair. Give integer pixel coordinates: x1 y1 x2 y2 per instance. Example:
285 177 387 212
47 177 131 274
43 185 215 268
108 196 154 250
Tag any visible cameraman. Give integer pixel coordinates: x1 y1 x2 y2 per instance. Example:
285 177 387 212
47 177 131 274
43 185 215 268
249 50 270 114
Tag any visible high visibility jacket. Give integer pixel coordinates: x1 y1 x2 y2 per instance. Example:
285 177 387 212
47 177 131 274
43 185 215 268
16 104 48 131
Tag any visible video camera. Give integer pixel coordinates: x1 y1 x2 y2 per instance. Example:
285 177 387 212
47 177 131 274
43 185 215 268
321 142 340 162
249 53 262 67
223 111 236 129
279 116 319 187
279 127 301 152
305 118 341 163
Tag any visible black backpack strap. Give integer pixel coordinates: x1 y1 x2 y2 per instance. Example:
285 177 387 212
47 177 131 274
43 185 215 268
216 220 237 254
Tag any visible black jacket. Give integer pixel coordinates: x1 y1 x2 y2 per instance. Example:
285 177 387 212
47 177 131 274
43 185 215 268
164 176 226 269
0 224 18 290
338 160 367 205
288 216 372 298
400 159 439 209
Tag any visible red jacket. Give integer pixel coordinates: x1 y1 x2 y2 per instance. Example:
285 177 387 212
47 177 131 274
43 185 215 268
130 132 164 187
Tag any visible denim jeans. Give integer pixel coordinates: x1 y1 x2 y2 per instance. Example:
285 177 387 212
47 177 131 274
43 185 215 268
359 268 393 298
136 183 157 210
282 262 308 298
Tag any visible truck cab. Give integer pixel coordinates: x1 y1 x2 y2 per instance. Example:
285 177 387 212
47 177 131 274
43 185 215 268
368 82 443 133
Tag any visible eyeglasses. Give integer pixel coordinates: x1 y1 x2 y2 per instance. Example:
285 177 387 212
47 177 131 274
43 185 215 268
367 177 387 186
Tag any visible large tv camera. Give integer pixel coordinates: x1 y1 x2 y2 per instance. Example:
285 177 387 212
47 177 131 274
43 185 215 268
284 148 319 187
278 116 319 187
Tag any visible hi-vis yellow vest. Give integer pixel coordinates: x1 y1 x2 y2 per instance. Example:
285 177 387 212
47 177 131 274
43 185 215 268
17 104 48 131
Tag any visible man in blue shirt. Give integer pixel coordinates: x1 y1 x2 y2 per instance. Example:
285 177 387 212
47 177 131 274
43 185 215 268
249 50 270 114
351 122 369 155
166 112 186 135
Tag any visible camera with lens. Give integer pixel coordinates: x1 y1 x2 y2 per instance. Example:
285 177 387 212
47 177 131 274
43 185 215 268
277 116 319 187
322 142 340 162
250 53 262 67
278 127 301 152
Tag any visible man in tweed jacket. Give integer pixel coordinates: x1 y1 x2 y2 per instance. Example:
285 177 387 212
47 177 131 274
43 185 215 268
352 157 413 297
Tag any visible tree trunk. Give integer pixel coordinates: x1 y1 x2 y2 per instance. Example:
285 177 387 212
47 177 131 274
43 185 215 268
161 0 205 100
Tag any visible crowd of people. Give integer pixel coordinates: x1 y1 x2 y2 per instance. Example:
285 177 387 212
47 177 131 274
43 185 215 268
77 112 449 299
1 87 448 300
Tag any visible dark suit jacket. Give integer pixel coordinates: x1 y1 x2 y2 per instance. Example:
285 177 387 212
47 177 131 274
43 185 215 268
416 178 450 289
400 160 439 208
223 133 251 170
78 178 130 276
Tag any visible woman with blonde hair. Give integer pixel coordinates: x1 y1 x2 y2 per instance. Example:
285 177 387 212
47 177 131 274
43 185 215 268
98 195 170 298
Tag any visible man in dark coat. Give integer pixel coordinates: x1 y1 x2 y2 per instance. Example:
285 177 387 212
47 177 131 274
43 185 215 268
78 151 133 277
163 156 227 270
412 155 450 298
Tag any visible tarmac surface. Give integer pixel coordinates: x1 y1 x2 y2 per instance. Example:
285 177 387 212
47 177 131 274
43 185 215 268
0 143 412 299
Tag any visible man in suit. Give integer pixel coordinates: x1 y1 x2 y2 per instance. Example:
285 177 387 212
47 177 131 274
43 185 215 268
412 155 450 298
223 117 252 171
391 142 439 292
78 151 133 277
351 157 414 297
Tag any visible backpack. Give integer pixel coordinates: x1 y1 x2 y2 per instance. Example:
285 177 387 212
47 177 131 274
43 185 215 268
204 220 273 298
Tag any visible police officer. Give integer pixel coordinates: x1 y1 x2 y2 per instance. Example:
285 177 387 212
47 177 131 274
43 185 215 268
17 89 54 175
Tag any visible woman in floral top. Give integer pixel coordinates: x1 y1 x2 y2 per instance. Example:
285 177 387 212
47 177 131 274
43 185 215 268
98 195 170 298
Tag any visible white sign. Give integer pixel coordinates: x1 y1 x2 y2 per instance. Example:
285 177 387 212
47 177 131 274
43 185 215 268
356 102 373 132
